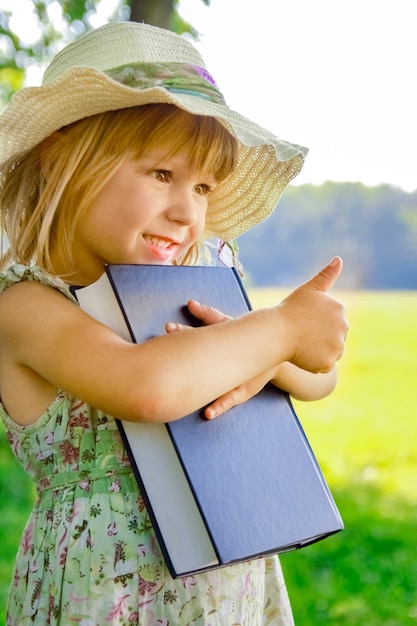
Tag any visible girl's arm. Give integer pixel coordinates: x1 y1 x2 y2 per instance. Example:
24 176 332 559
200 364 337 419
176 301 338 419
0 258 347 425
270 362 338 400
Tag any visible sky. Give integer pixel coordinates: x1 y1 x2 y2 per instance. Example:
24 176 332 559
178 0 417 192
3 0 417 192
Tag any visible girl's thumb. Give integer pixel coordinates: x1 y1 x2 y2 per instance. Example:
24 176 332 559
305 256 343 293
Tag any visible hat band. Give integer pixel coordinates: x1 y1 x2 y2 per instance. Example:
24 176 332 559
104 62 226 105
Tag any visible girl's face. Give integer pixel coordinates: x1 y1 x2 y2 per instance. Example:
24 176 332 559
70 150 216 284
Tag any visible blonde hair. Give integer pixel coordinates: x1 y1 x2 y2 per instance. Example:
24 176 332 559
0 104 238 275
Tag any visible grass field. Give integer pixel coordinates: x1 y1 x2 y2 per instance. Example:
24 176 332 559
250 288 417 625
1 289 417 624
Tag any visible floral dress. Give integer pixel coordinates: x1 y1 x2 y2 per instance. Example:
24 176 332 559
0 265 294 626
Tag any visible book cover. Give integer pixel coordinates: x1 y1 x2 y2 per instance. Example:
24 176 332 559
75 264 343 577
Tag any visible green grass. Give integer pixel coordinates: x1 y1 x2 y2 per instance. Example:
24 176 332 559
1 290 417 624
0 432 34 620
280 486 417 625
250 289 417 625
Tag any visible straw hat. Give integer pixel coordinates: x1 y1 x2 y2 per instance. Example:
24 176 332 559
0 21 308 241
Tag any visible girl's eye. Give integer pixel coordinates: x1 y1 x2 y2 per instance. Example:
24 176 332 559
194 183 212 196
152 169 170 182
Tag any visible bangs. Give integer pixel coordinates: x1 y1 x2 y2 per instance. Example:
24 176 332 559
126 105 239 183
58 105 239 185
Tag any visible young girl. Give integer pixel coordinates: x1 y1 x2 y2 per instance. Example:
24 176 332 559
0 22 348 626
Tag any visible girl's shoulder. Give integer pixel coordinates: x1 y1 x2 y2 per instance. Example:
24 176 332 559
0 264 77 303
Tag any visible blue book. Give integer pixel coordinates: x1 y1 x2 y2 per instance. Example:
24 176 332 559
75 264 343 578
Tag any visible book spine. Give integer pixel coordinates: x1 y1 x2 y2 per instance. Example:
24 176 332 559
115 420 179 577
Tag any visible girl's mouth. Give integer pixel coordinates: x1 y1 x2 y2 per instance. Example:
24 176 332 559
143 234 181 262
144 235 176 249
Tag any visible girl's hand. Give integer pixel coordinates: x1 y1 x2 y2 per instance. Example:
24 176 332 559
166 301 334 419
166 300 265 419
165 298 232 332
276 256 348 373
166 259 347 418
170 257 348 377
201 362 338 419
168 307 338 418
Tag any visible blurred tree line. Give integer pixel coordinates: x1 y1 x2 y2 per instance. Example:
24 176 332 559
238 182 417 289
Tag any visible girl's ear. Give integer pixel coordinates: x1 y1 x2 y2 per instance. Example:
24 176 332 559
40 131 63 176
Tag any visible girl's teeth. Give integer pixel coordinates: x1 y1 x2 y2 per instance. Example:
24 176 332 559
147 237 171 248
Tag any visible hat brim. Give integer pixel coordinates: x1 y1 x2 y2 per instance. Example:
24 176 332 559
0 66 307 240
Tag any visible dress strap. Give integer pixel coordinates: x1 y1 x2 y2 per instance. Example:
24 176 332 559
0 264 78 303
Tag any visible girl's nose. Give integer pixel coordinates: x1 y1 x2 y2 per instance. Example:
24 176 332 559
167 187 199 226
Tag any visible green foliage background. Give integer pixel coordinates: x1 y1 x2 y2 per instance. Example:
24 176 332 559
1 288 417 624
0 0 202 109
